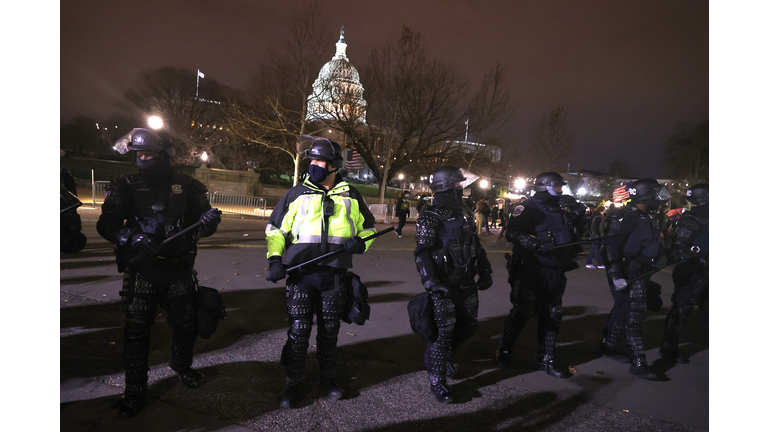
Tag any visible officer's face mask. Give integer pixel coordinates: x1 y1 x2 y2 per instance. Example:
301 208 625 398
136 151 172 181
309 164 329 183
434 186 464 209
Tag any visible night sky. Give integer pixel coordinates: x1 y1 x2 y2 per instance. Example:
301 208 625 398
60 0 709 178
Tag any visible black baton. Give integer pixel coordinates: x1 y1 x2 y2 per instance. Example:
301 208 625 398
286 227 396 273
128 209 221 264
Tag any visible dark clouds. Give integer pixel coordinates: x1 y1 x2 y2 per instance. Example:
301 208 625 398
60 0 708 178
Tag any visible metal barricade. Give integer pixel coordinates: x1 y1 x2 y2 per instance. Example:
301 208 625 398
368 204 389 224
209 192 268 218
92 181 110 207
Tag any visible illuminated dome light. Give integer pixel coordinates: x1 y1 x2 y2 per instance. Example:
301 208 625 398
307 26 367 123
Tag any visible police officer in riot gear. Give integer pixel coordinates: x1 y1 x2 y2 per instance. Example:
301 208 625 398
599 178 670 380
497 172 588 378
660 183 709 364
265 135 377 409
61 182 87 253
415 166 493 403
97 128 221 417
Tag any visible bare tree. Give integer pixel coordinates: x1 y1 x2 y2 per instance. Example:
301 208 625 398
222 0 330 184
123 67 229 167
526 105 574 173
664 120 708 183
321 26 512 202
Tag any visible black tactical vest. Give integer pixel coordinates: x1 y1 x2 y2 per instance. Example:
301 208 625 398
428 207 479 282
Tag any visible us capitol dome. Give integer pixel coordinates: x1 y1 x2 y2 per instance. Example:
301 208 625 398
306 27 367 123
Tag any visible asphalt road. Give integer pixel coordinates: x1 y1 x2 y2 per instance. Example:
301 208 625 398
60 207 709 431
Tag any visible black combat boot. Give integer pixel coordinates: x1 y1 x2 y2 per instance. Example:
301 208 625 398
279 378 301 409
112 391 147 418
598 341 631 363
628 361 661 380
319 376 345 400
172 366 204 388
659 346 690 364
533 353 569 379
429 374 454 404
533 331 569 378
496 345 513 368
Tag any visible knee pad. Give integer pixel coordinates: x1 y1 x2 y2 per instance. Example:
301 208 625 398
124 313 153 339
287 317 312 344
432 297 457 327
545 304 564 327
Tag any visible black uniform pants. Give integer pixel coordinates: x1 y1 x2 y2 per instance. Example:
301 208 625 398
663 266 709 350
119 268 198 395
500 265 566 357
396 213 407 235
427 287 479 383
281 268 346 384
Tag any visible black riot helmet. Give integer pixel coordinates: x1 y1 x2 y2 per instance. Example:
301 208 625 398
533 172 567 196
686 183 709 205
428 166 467 193
627 178 672 205
114 128 176 157
301 135 344 169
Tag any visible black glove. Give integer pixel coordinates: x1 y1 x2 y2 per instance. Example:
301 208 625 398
535 240 555 254
130 234 160 258
343 236 367 254
478 273 493 290
424 278 449 298
652 254 667 270
266 256 286 283
200 208 222 230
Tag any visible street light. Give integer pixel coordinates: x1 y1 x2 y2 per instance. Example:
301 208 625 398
147 116 164 129
514 178 526 191
480 179 489 189
201 151 209 162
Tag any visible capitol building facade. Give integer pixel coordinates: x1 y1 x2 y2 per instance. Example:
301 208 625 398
306 27 367 124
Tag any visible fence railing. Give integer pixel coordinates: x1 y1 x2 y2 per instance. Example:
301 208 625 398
209 192 268 218
368 204 390 224
91 181 110 207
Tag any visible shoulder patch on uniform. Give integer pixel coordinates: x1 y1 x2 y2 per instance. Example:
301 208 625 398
512 205 525 217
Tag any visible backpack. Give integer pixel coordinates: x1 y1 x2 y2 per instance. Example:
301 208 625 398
197 286 226 338
342 272 370 325
407 291 436 342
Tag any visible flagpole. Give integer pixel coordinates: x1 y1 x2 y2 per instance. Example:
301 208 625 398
196 69 201 100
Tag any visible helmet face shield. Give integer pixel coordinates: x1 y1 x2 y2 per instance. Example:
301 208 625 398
458 168 478 189
114 133 133 155
655 186 672 202
114 128 175 157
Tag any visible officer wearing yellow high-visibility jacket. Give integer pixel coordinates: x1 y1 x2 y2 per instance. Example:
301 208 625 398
265 135 376 409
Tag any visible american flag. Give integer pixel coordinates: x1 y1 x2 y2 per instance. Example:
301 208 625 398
666 208 684 221
346 150 365 170
612 181 633 202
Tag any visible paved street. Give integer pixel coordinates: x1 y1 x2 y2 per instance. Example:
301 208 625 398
61 207 709 431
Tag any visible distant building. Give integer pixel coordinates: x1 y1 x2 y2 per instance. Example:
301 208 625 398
306 26 367 123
